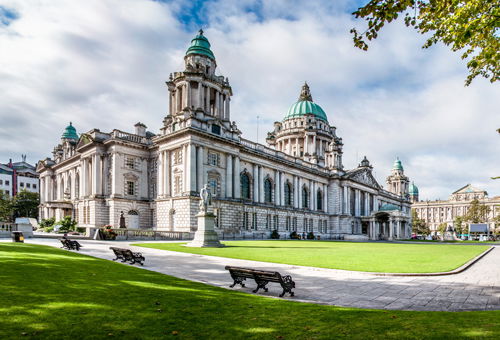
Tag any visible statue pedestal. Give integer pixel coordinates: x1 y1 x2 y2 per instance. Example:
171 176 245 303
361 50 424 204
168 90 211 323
185 212 224 248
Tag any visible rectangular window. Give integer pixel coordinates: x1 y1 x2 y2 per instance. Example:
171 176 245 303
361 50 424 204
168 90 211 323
20 182 24 187
266 214 271 229
27 183 31 188
273 215 278 230
6 190 9 196
360 191 365 216
309 218 314 232
208 152 219 166
125 157 135 169
350 188 355 216
293 217 297 231
252 213 257 230
286 216 290 231
0 180 3 185
244 212 249 229
33 184 37 189
208 178 218 197
126 181 135 196
173 149 182 165
6 180 9 185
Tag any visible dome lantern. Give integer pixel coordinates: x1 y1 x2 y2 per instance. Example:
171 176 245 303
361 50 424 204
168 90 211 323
283 83 328 122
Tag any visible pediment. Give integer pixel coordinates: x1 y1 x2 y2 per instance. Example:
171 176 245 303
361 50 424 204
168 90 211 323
345 168 381 189
76 134 94 149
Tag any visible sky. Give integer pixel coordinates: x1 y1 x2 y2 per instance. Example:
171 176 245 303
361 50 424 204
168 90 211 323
0 0 498 201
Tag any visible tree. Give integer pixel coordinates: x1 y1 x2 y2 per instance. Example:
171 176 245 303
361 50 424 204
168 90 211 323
411 209 430 235
0 191 13 222
464 199 490 223
453 215 465 235
12 190 39 218
351 0 499 85
437 222 448 239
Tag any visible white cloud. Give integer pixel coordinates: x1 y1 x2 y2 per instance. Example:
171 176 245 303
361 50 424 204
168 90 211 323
0 0 498 199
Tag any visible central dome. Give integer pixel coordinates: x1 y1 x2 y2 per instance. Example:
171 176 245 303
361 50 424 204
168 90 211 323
283 83 328 122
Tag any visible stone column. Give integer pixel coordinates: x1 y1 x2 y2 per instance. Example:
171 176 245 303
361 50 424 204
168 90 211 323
225 96 230 120
324 183 328 213
309 181 313 210
389 220 394 240
258 166 264 203
187 144 196 194
312 135 316 154
252 164 258 202
197 146 204 192
226 154 233 198
279 172 284 205
274 170 279 205
293 176 298 208
234 156 241 198
206 86 211 114
157 151 164 197
312 182 317 210
305 135 309 154
198 83 204 110
297 177 302 208
165 151 171 196
215 91 220 117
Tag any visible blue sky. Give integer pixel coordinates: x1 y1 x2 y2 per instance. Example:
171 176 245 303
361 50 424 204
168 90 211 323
0 0 498 200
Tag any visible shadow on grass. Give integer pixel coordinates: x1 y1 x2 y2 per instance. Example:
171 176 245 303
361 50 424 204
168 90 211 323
0 243 499 339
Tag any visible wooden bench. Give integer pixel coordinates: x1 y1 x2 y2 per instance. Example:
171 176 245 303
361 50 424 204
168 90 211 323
59 238 82 251
225 266 295 297
110 247 145 265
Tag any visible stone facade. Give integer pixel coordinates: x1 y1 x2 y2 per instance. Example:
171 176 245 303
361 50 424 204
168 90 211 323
412 184 500 234
37 31 412 239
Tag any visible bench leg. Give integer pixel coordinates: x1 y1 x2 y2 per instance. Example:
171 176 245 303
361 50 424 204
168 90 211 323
279 287 294 297
229 277 245 288
253 280 269 293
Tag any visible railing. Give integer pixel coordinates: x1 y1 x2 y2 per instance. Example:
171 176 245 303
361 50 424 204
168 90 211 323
111 130 152 145
239 138 319 170
111 228 192 240
0 223 16 233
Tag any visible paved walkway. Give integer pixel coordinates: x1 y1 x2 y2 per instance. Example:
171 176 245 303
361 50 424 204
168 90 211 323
12 238 500 312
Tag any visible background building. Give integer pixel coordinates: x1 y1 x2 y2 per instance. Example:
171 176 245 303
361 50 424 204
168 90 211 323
0 156 39 197
412 184 500 234
37 31 412 239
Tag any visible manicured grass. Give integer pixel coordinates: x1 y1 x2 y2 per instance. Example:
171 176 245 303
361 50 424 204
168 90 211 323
134 240 489 273
1 243 499 339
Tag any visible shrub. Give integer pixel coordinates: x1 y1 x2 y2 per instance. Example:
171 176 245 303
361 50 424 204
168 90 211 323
270 229 280 239
289 231 299 239
307 232 315 240
43 226 54 233
39 217 56 229
57 216 77 232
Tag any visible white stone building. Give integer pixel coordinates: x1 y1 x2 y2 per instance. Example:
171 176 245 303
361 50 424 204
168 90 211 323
412 184 500 234
37 31 412 239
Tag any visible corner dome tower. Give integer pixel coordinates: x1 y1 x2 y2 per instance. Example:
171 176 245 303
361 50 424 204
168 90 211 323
283 83 328 122
62 122 78 141
185 29 215 60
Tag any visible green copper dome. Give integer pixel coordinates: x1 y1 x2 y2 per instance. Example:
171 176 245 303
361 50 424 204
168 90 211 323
409 182 419 195
393 158 403 171
185 29 215 60
283 83 328 122
62 122 78 140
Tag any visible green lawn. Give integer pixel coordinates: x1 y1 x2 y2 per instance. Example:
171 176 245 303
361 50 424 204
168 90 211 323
1 243 499 339
134 240 489 273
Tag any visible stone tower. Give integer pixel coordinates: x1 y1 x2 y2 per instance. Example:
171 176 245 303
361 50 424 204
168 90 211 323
409 182 419 203
266 82 343 171
160 30 240 140
386 158 410 198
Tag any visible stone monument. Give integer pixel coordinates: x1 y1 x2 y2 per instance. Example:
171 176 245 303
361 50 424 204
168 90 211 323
185 184 224 247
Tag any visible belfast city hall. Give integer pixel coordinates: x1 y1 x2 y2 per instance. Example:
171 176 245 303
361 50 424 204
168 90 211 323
37 31 412 240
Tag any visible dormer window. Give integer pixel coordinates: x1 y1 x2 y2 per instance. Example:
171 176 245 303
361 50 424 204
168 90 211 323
211 124 221 135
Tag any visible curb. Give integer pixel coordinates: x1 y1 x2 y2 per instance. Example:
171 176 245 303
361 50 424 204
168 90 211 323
372 246 494 277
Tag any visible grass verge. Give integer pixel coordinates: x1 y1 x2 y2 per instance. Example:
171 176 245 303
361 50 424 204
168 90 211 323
134 240 488 273
1 243 499 339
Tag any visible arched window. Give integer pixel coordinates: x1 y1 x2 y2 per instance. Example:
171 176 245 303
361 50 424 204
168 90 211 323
317 189 323 211
264 178 272 203
284 181 292 206
75 173 80 198
302 186 309 209
241 173 251 199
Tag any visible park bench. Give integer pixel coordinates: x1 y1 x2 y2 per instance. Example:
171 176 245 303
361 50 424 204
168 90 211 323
225 266 295 297
110 247 145 265
59 238 82 251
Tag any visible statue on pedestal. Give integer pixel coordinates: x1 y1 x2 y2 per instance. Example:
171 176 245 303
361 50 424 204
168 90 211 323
199 184 212 213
